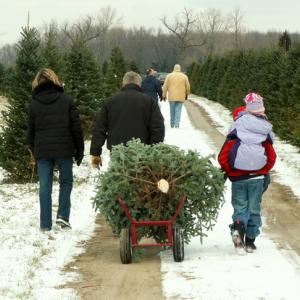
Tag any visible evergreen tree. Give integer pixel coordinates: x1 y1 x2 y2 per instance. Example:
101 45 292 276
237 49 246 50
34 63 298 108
64 42 103 135
195 57 212 97
187 62 199 94
0 62 4 93
284 47 300 144
94 140 225 243
128 60 140 73
0 26 42 181
104 47 126 97
102 60 108 77
279 30 292 52
41 29 65 77
1 66 15 97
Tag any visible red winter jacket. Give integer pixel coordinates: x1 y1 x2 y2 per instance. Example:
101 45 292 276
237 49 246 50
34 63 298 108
218 139 276 181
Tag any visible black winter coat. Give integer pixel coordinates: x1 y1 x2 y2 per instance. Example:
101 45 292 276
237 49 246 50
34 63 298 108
141 75 162 101
90 84 165 155
27 82 84 160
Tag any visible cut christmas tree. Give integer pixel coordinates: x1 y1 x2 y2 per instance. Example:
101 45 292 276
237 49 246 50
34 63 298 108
94 140 225 243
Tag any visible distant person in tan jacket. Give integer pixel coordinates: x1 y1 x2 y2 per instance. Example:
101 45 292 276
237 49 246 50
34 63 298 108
162 64 190 128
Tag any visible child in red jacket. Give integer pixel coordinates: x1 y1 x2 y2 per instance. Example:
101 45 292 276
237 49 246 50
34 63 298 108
218 93 276 252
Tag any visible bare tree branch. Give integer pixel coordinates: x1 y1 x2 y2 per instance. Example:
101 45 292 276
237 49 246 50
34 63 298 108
160 7 207 66
62 15 106 46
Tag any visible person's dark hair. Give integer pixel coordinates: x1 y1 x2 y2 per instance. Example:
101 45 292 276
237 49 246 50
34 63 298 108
146 68 154 75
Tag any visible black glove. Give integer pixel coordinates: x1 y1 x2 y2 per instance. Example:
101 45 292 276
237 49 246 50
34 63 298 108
75 153 84 166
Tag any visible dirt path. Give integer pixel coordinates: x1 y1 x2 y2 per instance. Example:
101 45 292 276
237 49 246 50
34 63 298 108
65 216 164 300
185 100 300 258
65 99 300 299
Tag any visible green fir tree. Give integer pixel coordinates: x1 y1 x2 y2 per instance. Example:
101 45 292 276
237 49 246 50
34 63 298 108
41 29 65 77
64 42 103 135
128 60 140 73
0 26 42 181
94 139 225 243
1 66 15 97
102 60 108 76
278 30 292 52
104 47 127 97
0 62 4 93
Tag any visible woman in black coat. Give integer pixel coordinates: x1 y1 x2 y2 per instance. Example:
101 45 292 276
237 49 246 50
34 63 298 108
28 68 84 231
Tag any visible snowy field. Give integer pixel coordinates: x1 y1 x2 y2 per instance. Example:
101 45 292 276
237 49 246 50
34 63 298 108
160 99 300 299
1 98 300 299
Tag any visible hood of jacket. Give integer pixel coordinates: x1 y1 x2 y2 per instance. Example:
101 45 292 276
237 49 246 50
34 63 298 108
143 75 156 84
229 112 274 144
32 81 64 105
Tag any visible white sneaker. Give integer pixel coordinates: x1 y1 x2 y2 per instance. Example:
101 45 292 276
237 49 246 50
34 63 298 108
56 218 72 229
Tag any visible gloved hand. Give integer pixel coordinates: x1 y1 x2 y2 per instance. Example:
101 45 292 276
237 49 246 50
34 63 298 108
91 155 102 169
75 153 84 166
28 149 35 167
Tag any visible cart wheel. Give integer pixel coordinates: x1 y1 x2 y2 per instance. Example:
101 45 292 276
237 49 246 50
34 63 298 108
120 228 132 264
173 226 184 262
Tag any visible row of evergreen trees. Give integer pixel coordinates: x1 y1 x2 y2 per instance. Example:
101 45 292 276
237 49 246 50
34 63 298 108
0 26 139 181
188 47 300 147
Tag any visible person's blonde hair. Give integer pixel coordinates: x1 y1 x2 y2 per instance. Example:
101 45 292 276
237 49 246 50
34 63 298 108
32 68 63 90
122 71 142 87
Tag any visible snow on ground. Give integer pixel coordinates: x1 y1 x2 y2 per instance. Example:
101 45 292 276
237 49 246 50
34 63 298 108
189 95 300 201
2 97 300 299
160 101 300 300
0 142 109 300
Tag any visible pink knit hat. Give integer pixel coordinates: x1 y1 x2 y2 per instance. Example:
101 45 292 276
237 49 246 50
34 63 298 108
244 93 265 114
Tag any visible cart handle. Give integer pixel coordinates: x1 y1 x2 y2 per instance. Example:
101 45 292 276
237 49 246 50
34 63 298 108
118 196 135 222
171 195 187 222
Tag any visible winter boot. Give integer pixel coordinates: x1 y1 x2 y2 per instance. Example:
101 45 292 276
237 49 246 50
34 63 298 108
245 236 256 253
232 219 245 248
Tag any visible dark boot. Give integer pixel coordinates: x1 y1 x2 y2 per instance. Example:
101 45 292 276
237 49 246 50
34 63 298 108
232 219 245 248
245 236 256 253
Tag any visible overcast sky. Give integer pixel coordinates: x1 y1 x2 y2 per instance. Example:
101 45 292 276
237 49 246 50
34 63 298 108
0 0 299 45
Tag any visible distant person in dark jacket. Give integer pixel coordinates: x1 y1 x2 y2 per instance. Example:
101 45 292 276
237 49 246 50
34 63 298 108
90 71 165 168
28 68 84 231
141 68 162 102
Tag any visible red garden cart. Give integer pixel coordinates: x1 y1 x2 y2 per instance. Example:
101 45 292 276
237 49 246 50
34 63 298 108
117 195 187 264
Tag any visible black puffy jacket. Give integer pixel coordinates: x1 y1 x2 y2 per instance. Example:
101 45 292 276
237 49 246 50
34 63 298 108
27 82 84 160
141 75 162 101
90 84 165 155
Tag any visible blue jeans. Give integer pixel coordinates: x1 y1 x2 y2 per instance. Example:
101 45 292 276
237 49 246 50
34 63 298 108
169 101 183 127
231 178 264 239
37 158 73 230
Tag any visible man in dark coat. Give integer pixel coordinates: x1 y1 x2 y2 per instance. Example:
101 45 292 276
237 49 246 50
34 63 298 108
141 68 162 101
28 68 84 231
90 71 165 168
